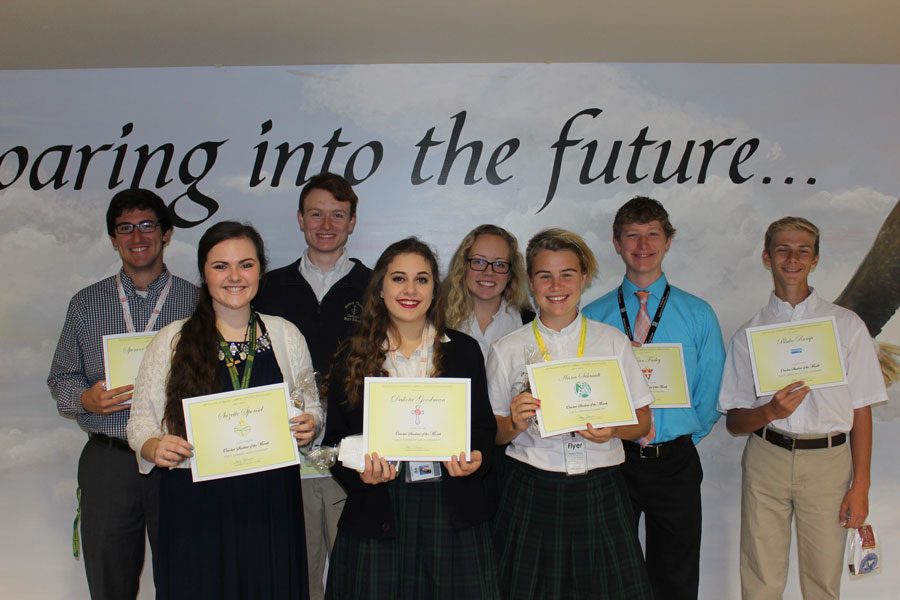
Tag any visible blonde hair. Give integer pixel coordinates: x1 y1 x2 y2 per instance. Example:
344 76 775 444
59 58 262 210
526 228 598 287
765 216 820 256
444 225 530 329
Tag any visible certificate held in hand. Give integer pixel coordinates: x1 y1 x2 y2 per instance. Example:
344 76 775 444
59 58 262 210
363 377 471 461
745 316 847 397
631 343 692 409
528 356 638 438
182 383 301 482
102 332 157 392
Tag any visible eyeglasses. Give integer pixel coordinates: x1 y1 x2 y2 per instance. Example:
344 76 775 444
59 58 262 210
115 220 160 235
466 257 511 274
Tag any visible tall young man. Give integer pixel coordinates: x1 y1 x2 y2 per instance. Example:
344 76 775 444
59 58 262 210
254 172 371 600
583 196 725 600
718 217 886 600
48 189 198 600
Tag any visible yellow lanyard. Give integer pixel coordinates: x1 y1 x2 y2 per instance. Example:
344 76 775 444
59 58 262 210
532 315 587 362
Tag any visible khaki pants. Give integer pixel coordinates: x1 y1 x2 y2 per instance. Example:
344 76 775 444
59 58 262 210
303 476 347 600
740 432 851 600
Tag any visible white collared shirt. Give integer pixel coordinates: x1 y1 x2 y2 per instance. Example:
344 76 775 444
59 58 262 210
298 248 353 302
718 289 887 434
383 324 450 378
460 299 527 364
486 313 654 472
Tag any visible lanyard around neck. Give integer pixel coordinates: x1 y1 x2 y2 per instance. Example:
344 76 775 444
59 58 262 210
217 312 258 391
116 271 172 333
532 314 587 362
617 284 671 344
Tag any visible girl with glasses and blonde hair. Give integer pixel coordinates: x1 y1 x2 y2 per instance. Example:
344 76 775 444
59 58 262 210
443 224 534 363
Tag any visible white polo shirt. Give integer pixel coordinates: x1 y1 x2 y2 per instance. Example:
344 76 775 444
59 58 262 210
717 290 887 434
487 313 654 472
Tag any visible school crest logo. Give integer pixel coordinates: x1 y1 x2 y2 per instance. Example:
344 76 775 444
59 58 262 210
344 301 363 323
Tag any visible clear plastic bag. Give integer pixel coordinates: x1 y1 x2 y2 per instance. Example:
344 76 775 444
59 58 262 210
847 524 881 578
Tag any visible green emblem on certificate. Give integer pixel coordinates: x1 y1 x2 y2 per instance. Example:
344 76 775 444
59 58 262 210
527 356 638 437
575 381 592 398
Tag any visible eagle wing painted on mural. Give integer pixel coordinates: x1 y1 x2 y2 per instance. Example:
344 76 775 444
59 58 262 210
835 198 899 387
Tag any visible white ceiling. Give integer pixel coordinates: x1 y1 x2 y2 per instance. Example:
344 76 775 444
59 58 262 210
3 0 900 70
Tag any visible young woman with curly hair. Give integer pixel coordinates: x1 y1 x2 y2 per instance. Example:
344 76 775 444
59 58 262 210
322 237 500 599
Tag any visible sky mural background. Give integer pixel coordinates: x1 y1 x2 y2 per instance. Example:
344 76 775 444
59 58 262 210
1 64 897 598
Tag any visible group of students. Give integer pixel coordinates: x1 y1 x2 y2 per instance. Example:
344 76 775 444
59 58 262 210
48 173 887 600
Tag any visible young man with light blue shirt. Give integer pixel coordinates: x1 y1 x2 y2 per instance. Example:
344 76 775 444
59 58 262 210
583 196 725 600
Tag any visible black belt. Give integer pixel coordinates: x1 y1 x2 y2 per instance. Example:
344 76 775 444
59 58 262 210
89 432 132 452
623 435 692 459
754 427 846 451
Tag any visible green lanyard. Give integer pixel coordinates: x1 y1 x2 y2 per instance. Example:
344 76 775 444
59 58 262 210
532 314 587 362
217 312 258 391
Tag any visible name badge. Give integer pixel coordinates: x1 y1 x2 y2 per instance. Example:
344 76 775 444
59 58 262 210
563 437 587 476
406 461 442 483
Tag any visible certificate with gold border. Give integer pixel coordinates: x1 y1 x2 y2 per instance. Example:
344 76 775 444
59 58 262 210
102 332 157 398
182 383 300 482
745 316 847 396
363 377 471 461
632 344 692 409
527 356 637 438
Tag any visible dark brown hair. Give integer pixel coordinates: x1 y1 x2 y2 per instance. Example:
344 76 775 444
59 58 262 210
298 172 359 216
333 237 446 406
612 196 676 240
163 221 267 436
106 188 173 235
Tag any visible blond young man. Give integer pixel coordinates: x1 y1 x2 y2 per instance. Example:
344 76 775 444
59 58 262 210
718 217 886 599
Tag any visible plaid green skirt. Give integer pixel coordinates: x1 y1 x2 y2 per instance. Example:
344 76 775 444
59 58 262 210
492 459 652 600
325 477 500 600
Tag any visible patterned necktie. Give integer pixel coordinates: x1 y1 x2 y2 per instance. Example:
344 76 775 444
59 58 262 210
633 290 652 344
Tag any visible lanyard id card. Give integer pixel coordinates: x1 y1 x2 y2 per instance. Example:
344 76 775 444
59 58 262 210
563 435 587 475
406 461 442 483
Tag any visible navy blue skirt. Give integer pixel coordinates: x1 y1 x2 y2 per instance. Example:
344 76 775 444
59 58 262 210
156 466 308 600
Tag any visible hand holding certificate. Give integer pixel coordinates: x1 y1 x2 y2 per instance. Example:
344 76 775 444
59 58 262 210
363 377 471 461
527 356 638 438
631 343 692 409
102 332 157 401
745 316 847 396
182 383 301 482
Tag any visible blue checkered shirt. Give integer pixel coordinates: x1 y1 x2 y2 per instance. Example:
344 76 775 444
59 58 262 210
48 266 198 439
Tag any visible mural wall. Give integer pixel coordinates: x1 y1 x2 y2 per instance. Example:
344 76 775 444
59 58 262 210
1 64 897 598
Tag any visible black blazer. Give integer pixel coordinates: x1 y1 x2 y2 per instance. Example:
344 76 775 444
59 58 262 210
322 329 498 539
